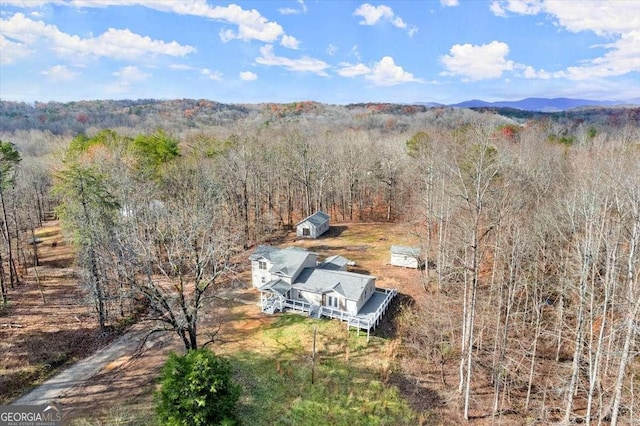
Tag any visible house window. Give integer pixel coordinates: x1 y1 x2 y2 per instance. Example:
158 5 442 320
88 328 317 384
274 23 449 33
261 276 266 283
303 228 310 236
258 261 267 270
327 295 338 308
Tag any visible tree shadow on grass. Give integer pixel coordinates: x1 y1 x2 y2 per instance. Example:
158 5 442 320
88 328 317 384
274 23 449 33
0 327 110 404
372 292 415 339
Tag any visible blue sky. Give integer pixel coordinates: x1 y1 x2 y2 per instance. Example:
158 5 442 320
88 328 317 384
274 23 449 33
1 0 639 104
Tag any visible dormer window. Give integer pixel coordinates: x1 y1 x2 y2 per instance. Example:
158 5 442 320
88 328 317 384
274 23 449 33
258 261 267 270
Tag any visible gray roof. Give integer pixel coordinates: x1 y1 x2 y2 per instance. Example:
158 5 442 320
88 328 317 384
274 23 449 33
250 245 313 277
390 245 421 257
249 245 279 261
296 211 330 227
259 279 291 296
319 255 350 271
293 268 374 301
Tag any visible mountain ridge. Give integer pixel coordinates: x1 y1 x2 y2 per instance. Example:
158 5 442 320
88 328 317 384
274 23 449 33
418 97 639 112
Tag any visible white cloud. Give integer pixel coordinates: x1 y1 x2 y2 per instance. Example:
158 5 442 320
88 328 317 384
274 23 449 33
92 28 195 58
353 3 416 35
0 13 195 62
489 1 640 81
256 44 329 76
559 31 640 80
2 1 299 48
351 44 361 61
201 68 223 81
366 56 421 86
169 63 197 71
490 0 638 34
489 0 542 17
441 0 459 6
542 1 638 37
41 64 79 81
280 34 300 49
279 0 307 15
113 66 150 85
240 71 257 81
440 41 515 80
106 65 150 94
0 34 31 64
519 65 553 79
355 3 395 25
326 44 338 56
211 4 285 44
337 62 371 77
338 56 421 86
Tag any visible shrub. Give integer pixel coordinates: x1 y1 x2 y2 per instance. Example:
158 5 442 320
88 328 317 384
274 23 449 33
155 349 241 426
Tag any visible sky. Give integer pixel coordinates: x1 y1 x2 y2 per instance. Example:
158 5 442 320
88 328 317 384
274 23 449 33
0 0 639 104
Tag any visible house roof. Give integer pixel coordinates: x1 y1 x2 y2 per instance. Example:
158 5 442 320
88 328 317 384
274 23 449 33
293 268 374 301
296 211 330 227
249 245 279 261
390 245 421 257
249 245 314 277
259 279 291 296
318 255 350 271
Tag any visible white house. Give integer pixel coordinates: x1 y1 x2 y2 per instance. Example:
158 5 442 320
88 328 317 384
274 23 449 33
296 211 330 238
390 245 422 269
291 268 375 315
249 246 317 288
249 246 396 333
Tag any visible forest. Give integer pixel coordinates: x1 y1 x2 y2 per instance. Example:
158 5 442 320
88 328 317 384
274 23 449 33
0 99 638 424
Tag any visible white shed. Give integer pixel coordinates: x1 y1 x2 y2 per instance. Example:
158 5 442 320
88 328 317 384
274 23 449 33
296 211 330 239
390 245 422 269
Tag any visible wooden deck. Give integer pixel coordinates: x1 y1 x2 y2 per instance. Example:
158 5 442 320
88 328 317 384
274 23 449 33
260 288 397 340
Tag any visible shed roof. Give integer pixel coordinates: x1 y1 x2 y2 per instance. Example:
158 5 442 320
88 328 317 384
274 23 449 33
390 245 421 257
293 268 374 301
296 211 330 227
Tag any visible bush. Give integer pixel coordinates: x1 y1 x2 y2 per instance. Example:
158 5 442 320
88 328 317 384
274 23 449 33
155 349 241 426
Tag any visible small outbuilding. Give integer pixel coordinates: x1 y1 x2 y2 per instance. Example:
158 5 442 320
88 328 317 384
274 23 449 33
390 245 422 269
296 211 330 239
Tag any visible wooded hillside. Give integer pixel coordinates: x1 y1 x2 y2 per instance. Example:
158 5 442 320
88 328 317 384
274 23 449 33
0 99 638 424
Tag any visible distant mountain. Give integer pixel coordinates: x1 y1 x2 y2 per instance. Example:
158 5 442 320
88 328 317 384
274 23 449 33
414 101 445 108
441 97 636 112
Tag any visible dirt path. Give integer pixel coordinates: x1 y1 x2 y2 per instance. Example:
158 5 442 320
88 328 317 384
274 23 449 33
12 324 168 406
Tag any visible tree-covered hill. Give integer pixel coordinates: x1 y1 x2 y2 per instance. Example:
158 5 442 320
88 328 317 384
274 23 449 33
2 99 638 135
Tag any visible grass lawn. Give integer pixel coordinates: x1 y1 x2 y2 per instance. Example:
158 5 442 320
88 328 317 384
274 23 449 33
232 314 418 425
71 312 422 426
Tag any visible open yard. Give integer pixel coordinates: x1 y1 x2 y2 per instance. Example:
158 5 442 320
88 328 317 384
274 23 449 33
3 220 447 424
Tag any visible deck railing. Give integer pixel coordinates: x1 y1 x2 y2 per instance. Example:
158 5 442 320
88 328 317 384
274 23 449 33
370 288 397 328
318 306 353 322
261 287 397 337
284 299 312 314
